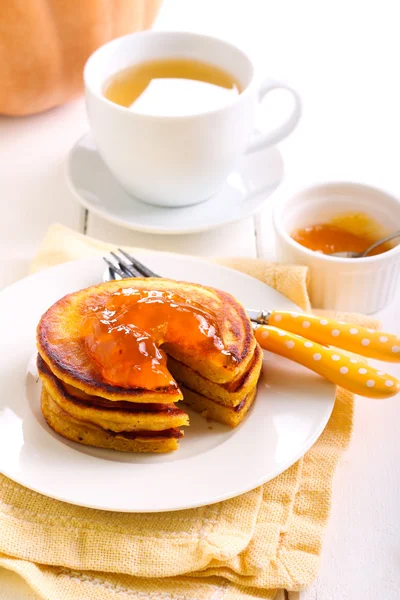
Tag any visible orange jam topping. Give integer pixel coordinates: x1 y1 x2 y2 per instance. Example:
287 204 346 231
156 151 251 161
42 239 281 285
291 213 392 256
81 288 231 389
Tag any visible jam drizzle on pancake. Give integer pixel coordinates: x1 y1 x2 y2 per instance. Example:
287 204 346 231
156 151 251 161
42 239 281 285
82 288 235 389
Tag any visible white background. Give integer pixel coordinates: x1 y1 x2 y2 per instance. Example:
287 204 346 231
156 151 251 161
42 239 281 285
1 1 400 598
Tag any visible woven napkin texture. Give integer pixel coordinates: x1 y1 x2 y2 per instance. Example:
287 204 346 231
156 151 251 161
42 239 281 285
0 224 378 600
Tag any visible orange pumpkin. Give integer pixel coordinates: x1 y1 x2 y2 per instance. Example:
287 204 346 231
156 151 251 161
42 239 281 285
0 0 162 116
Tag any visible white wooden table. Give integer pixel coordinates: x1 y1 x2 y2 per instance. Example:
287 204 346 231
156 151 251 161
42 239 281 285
1 1 400 598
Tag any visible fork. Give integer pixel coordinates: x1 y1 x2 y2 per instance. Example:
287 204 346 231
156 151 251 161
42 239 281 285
102 249 400 399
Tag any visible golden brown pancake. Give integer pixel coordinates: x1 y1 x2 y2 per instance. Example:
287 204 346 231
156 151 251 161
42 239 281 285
37 278 255 402
181 385 257 427
38 354 189 432
41 389 181 453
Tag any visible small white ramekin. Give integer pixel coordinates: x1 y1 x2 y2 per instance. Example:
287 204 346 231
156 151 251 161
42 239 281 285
272 181 400 313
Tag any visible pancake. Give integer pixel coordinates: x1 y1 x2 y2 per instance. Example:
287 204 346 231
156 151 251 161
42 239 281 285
37 277 262 452
168 343 262 407
38 355 189 432
181 385 257 427
37 278 255 402
41 389 181 453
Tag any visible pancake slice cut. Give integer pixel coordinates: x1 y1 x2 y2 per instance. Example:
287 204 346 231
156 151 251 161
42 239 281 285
168 343 262 407
41 389 182 453
181 385 257 427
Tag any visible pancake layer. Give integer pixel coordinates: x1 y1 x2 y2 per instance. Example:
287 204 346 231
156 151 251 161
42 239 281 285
180 385 257 427
38 355 189 433
41 389 181 453
37 278 255 402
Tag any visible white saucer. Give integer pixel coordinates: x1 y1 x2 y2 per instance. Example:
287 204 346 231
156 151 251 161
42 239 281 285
66 132 284 235
0 254 335 512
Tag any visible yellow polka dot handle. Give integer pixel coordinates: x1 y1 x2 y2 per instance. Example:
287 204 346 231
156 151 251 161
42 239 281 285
254 325 400 399
269 311 400 362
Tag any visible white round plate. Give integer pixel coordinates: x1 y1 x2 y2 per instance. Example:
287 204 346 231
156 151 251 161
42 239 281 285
66 132 284 235
0 254 335 512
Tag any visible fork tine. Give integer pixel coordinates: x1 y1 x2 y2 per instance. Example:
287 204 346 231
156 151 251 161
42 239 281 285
103 257 124 279
117 248 159 278
110 252 142 278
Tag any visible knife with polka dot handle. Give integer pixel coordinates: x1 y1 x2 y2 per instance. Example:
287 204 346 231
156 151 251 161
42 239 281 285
253 325 400 399
250 310 400 362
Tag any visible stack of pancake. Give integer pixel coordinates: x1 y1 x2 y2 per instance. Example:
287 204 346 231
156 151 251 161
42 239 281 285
37 355 188 453
37 278 262 453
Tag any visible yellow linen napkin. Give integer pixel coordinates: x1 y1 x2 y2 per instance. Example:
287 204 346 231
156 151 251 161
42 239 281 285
0 224 378 600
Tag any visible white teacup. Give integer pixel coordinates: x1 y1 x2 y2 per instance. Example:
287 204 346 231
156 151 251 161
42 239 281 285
84 31 302 208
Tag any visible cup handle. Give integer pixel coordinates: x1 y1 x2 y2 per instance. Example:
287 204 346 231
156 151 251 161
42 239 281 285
246 78 302 153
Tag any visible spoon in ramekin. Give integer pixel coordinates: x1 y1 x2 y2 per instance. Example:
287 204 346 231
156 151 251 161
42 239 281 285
329 231 400 259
